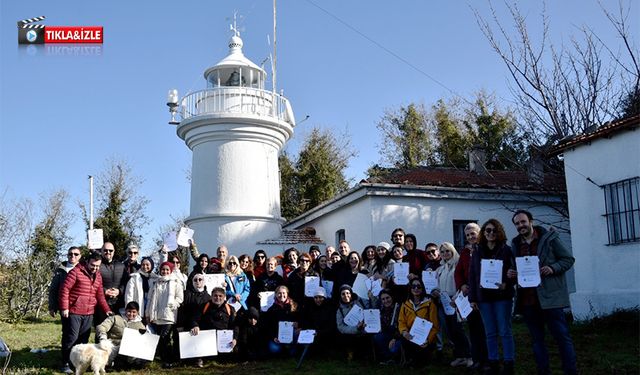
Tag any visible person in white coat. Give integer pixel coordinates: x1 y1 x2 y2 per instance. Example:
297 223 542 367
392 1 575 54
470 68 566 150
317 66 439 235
145 261 184 368
123 257 158 319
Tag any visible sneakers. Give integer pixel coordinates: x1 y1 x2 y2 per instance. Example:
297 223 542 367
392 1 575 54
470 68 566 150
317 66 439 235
60 364 73 374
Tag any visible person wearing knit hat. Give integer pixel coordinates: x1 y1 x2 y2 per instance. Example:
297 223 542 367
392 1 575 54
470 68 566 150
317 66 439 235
146 259 183 368
377 242 391 251
336 284 368 361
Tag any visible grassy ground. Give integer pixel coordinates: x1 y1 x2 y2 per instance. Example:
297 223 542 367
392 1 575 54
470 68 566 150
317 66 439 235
1 310 638 375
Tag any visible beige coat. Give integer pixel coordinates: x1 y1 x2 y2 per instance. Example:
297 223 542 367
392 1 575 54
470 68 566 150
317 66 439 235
145 273 183 325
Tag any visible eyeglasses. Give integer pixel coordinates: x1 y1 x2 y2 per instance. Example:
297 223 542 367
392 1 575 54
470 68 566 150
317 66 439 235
193 278 204 282
411 284 422 289
426 250 436 255
484 228 495 234
68 252 81 257
228 262 237 265
128 251 138 255
173 260 181 264
103 249 115 253
300 259 311 263
257 255 265 259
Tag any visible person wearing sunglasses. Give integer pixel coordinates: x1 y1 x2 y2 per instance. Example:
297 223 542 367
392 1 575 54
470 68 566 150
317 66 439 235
123 244 141 278
398 278 439 367
178 274 211 367
49 247 83 318
252 250 268 279
286 252 318 308
469 219 516 375
225 255 251 311
98 242 127 328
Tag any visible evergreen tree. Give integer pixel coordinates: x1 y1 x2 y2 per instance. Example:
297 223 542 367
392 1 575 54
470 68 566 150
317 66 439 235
376 103 434 168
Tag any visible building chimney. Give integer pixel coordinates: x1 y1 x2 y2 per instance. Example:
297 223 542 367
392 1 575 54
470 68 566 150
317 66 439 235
468 146 487 175
527 147 544 184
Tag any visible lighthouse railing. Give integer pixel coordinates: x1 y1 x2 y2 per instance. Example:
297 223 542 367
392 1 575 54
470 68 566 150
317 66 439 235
180 87 294 125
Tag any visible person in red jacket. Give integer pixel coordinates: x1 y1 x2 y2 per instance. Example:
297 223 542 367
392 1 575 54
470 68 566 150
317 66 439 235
58 252 112 374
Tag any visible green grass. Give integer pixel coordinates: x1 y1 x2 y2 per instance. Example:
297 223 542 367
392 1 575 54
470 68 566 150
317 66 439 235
1 310 638 374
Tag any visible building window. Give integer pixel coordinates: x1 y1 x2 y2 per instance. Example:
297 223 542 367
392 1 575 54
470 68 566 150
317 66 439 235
452 220 477 250
603 177 640 245
335 229 345 247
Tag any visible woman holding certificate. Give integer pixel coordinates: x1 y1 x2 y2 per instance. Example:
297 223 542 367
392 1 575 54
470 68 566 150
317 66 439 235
286 252 318 308
468 219 516 375
260 285 299 356
335 284 368 361
398 278 439 367
224 256 251 312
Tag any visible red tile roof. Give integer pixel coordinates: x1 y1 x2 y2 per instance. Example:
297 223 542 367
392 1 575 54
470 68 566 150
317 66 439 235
551 114 640 155
365 167 566 192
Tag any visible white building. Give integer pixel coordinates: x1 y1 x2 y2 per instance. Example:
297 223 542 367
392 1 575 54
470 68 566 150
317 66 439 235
284 164 572 263
552 115 640 319
172 29 301 254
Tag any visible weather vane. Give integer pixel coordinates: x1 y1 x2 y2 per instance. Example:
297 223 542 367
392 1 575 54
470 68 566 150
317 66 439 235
229 11 243 37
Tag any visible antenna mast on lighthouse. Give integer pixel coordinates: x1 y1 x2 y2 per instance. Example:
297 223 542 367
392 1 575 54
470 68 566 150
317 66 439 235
272 0 277 94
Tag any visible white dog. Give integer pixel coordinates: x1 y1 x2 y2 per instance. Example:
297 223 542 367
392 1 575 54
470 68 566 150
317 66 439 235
69 339 114 375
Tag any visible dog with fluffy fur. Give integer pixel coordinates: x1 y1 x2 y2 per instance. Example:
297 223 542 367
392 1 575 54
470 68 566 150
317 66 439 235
69 339 114 375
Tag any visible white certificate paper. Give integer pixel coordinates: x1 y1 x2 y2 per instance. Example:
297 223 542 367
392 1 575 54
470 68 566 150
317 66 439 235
278 321 294 344
365 278 383 298
176 227 195 247
163 231 178 251
343 304 364 327
321 280 334 298
217 329 234 353
119 328 159 361
455 293 473 319
480 259 503 289
259 291 275 312
304 276 320 297
364 309 381 333
87 229 104 250
393 263 409 285
204 274 226 293
422 270 438 293
297 329 316 344
179 330 217 358
516 256 541 288
409 317 433 346
352 273 370 298
440 292 456 316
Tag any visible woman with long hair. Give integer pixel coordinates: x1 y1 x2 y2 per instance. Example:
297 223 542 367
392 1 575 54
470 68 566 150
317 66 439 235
252 250 268 279
224 255 251 312
372 242 394 288
361 245 378 274
373 288 402 364
469 219 516 375
260 285 299 356
433 242 472 368
398 278 439 367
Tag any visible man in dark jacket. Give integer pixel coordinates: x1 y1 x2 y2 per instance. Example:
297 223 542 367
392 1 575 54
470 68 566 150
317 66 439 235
509 210 577 375
98 242 126 323
49 247 82 317
59 252 112 374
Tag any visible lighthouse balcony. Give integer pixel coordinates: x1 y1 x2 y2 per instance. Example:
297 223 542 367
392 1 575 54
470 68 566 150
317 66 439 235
180 87 295 126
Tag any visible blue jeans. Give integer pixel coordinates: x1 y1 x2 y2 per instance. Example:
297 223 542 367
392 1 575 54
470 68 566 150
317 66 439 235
521 305 577 375
373 331 401 361
478 300 514 361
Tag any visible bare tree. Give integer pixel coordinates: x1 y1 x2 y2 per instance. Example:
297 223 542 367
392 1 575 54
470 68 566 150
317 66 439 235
474 1 639 145
0 190 72 321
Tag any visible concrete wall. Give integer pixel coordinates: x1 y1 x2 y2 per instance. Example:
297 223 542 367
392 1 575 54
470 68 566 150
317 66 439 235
563 129 640 319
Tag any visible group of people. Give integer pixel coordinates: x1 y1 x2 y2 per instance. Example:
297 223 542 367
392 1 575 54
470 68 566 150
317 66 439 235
49 209 577 375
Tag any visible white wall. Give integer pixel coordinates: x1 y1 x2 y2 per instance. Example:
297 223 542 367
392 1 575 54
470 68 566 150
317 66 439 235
563 129 640 319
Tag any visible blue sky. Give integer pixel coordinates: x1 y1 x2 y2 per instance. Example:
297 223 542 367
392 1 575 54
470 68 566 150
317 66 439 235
1 0 637 253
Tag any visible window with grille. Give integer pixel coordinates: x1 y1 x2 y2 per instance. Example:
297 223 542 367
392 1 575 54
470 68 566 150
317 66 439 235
603 177 640 245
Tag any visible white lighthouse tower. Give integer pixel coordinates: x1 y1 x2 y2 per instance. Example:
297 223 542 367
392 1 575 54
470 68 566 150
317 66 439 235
169 25 295 254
